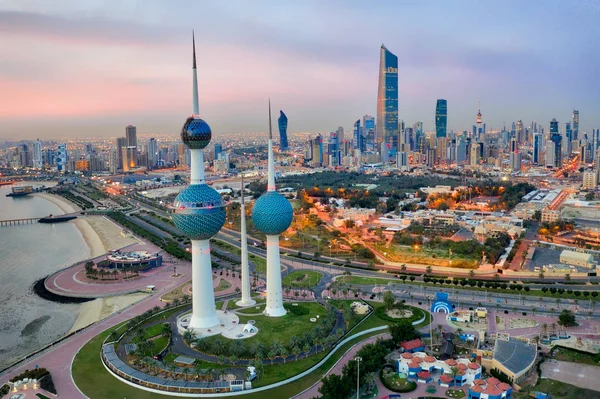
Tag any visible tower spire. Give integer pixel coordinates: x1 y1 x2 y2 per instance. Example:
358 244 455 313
192 30 199 115
267 98 275 191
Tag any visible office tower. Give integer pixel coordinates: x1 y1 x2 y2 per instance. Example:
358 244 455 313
376 44 399 150
396 151 409 171
116 137 126 171
516 120 524 144
251 100 293 317
109 149 118 174
363 115 375 150
310 135 323 167
278 110 288 150
545 140 555 168
533 133 543 165
214 143 222 160
32 139 42 168
124 125 137 169
583 170 598 189
171 33 226 331
426 148 436 168
435 99 447 138
147 138 157 169
564 123 572 156
57 144 67 172
549 119 562 168
328 131 340 167
572 110 579 142
476 99 483 139
509 138 521 172
353 119 363 151
436 137 447 163
470 143 480 167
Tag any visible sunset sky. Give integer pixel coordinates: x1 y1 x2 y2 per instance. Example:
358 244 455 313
1 0 599 139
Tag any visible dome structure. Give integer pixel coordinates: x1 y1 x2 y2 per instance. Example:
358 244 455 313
251 191 293 235
172 184 226 240
181 116 212 150
242 323 257 334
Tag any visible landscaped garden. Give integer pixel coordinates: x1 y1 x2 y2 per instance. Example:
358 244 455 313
446 388 466 398
282 270 323 289
379 365 416 393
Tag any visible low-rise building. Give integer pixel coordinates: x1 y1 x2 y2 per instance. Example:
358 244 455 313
396 352 482 387
468 377 512 399
560 250 594 268
541 208 560 223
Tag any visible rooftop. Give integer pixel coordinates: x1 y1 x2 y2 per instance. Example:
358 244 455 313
401 338 425 351
493 338 537 375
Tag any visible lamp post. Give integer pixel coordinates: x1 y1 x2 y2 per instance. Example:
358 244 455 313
354 356 362 399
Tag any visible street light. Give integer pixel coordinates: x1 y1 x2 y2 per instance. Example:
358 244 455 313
354 356 362 399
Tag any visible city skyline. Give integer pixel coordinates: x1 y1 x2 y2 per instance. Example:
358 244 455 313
1 0 599 139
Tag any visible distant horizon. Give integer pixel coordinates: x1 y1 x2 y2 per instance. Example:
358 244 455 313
1 0 599 139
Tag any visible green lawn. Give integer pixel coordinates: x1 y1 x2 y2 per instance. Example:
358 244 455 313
350 301 432 334
340 275 399 286
214 278 232 292
72 318 389 398
551 346 600 366
534 378 600 399
36 394 52 399
249 253 267 273
227 297 266 310
446 388 466 398
142 323 168 339
236 304 266 314
282 270 323 289
372 242 479 268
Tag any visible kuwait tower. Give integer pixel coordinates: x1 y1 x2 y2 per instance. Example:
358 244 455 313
171 33 226 330
251 100 293 317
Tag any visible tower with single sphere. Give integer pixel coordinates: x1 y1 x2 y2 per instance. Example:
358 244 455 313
251 100 293 317
171 33 226 330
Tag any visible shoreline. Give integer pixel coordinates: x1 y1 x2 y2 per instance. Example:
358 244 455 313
33 192 80 214
71 218 107 258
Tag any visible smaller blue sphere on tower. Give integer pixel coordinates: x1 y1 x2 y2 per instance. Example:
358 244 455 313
181 116 212 150
252 191 293 235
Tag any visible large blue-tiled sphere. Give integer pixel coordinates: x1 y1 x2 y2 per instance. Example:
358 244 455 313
251 191 293 235
171 184 226 240
181 116 212 150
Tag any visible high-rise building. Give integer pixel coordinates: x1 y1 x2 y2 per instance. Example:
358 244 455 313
251 100 293 317
126 125 137 147
171 33 226 332
116 137 126 171
278 110 288 151
476 99 483 139
57 143 67 172
583 170 598 189
516 120 524 144
564 123 572 156
363 115 375 150
509 138 521 172
147 138 158 169
550 118 562 168
328 131 340 167
533 133 543 165
32 139 42 168
353 119 363 152
214 143 222 160
435 99 447 138
376 44 398 152
572 110 580 142
124 125 137 170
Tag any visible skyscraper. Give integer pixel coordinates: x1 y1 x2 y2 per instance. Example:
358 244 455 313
353 119 362 151
171 33 226 331
125 125 137 169
278 110 288 151
363 115 375 150
550 118 562 168
214 143 222 160
509 138 521 172
435 99 448 138
147 138 158 169
32 139 42 169
251 100 293 317
57 143 67 172
572 110 579 142
533 133 543 165
116 137 126 171
376 44 398 152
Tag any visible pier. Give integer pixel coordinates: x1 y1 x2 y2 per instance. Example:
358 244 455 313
0 217 40 226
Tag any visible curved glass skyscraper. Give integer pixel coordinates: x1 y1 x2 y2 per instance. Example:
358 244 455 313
376 44 398 153
435 99 447 138
278 110 288 150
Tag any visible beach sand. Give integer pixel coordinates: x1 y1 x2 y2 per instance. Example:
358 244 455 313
72 218 106 258
79 216 139 253
68 292 149 333
33 192 80 213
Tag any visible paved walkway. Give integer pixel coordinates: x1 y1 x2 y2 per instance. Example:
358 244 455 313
540 359 600 391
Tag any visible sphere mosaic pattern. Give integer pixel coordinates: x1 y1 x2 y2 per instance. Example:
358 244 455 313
171 184 226 240
251 191 293 235
181 116 212 149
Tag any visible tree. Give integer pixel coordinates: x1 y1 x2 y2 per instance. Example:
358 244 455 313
303 343 312 358
383 290 396 310
291 345 301 361
426 265 433 275
389 320 420 345
518 383 534 399
318 373 353 399
558 309 578 327
229 355 238 366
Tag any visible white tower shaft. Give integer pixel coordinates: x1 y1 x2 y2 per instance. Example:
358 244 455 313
267 99 276 191
237 174 255 306
264 234 285 316
189 240 220 328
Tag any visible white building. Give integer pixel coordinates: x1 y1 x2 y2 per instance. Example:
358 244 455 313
560 250 594 268
582 170 598 189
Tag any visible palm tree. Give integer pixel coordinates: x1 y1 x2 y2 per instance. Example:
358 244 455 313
292 345 301 361
183 330 194 345
169 363 177 377
218 355 226 365
182 367 190 381
426 265 433 275
161 323 171 338
363 372 376 393
280 347 289 363
229 355 238 367
532 307 537 316
469 270 475 279
230 339 246 357
194 364 203 381
303 343 311 358
267 349 278 365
